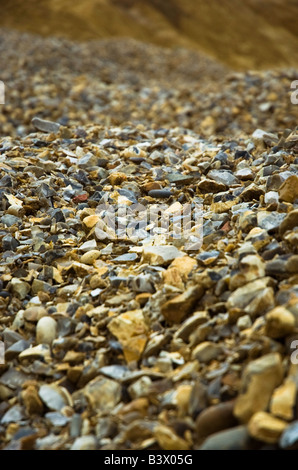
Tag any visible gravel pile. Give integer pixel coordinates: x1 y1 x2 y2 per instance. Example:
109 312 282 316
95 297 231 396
0 28 298 450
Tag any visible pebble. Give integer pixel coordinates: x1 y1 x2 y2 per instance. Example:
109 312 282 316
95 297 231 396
10 278 30 300
264 191 279 205
38 385 71 411
32 117 61 134
280 421 298 450
264 306 295 338
1 405 25 424
270 380 296 421
5 340 31 360
148 189 172 198
83 377 122 411
234 353 284 422
142 246 185 266
191 341 223 363
199 426 251 450
227 277 275 319
80 250 100 264
70 436 97 450
45 412 70 427
278 175 298 203
19 344 51 361
279 209 298 236
36 316 58 345
248 411 288 444
108 310 149 362
196 401 237 439
21 385 44 416
161 285 204 323
154 425 190 451
23 307 47 322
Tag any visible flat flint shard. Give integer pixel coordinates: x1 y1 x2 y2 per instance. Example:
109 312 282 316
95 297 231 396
32 116 61 133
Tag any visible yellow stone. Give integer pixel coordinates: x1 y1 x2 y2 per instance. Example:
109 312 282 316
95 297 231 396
279 175 298 203
162 267 184 289
169 256 197 279
83 215 99 229
270 380 296 421
248 411 288 444
154 425 190 450
108 310 149 363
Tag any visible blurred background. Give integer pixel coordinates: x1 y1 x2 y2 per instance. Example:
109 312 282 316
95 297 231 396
0 0 297 138
0 0 298 70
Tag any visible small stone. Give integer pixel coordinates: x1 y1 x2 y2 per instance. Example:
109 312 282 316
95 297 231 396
252 129 278 145
197 250 220 266
45 412 70 427
199 425 250 450
108 310 149 363
162 267 184 289
234 353 284 423
161 285 204 323
128 376 152 399
1 214 21 227
270 381 296 421
2 234 20 251
71 436 97 450
109 172 127 186
70 414 82 438
248 411 287 444
198 178 226 193
196 401 237 439
191 341 223 363
5 340 30 360
142 181 162 192
170 256 197 279
279 209 298 236
19 344 51 361
265 306 295 338
1 405 25 424
240 183 265 201
257 211 286 232
38 384 71 411
154 425 190 450
24 307 47 322
130 274 155 293
208 169 238 186
79 240 97 252
121 146 147 159
113 253 138 263
32 117 61 133
238 210 257 233
148 189 172 198
10 278 30 300
264 191 279 205
83 377 121 411
227 277 274 319
235 168 254 180
31 279 52 295
166 173 194 185
83 215 100 229
280 421 298 450
142 246 185 266
279 175 298 203
21 385 44 416
36 316 58 345
175 311 210 341
237 315 252 331
80 250 100 264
